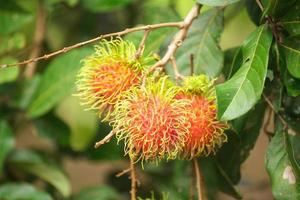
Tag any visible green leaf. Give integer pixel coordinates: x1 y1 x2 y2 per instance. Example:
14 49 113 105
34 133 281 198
280 1 300 37
12 75 42 109
284 70 300 97
34 112 71 148
223 47 243 79
81 0 133 12
27 48 93 118
245 0 263 25
0 183 53 200
261 0 297 20
200 158 241 199
174 8 224 77
55 96 97 151
281 43 300 79
72 185 119 200
216 25 272 121
8 150 71 197
217 101 266 184
0 57 19 84
266 122 300 200
0 121 14 176
196 0 240 6
0 1 33 35
125 4 180 56
0 33 26 54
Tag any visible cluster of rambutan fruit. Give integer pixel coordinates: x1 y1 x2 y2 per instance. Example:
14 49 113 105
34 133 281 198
76 38 228 164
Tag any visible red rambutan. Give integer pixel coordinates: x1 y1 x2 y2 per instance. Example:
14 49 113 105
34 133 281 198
111 76 190 163
76 38 147 120
178 75 228 159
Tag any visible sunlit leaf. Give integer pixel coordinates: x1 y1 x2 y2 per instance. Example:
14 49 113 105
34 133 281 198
216 25 272 120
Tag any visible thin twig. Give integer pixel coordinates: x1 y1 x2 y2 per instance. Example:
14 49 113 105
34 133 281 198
94 130 115 148
189 164 195 200
263 106 275 139
130 160 137 200
115 167 131 177
141 3 201 85
149 4 201 71
135 29 150 59
262 93 288 129
24 1 46 78
190 54 194 75
255 0 264 12
0 22 183 68
193 158 204 200
170 56 184 80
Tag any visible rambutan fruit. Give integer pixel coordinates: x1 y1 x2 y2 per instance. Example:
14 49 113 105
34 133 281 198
111 76 191 163
177 75 228 159
76 38 147 120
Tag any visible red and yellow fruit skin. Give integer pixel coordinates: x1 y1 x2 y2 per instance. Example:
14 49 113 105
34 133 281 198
178 75 228 159
76 38 145 121
111 76 191 163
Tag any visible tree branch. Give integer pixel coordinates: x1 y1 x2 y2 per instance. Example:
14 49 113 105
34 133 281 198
94 130 115 148
262 93 288 129
149 4 201 71
24 1 46 78
193 158 205 200
130 160 137 200
0 22 183 68
116 167 131 177
170 56 184 80
135 30 150 59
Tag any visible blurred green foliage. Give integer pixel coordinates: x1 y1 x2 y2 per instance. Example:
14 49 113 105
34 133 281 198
0 0 300 199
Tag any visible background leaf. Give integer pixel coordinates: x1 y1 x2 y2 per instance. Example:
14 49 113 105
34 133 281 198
0 121 14 176
280 1 300 37
8 150 71 197
266 121 300 200
81 0 133 12
196 0 240 7
72 185 119 200
0 0 33 35
261 0 297 20
27 48 93 118
281 43 300 79
216 25 272 121
0 57 19 84
0 183 53 200
172 8 224 77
